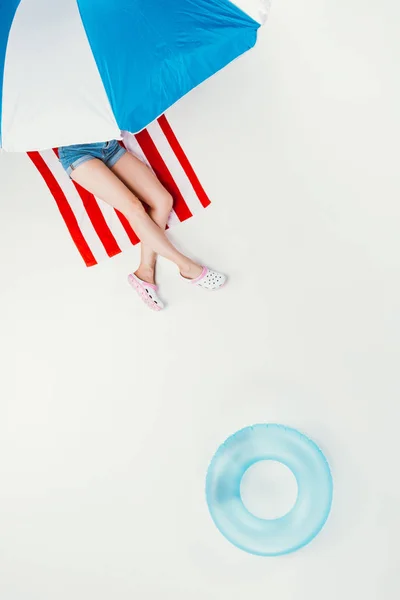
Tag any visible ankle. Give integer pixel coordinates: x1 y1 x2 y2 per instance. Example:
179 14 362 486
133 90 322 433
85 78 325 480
180 262 202 280
135 265 155 284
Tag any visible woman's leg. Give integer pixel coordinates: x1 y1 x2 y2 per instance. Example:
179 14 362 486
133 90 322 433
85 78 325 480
70 158 202 278
110 152 172 284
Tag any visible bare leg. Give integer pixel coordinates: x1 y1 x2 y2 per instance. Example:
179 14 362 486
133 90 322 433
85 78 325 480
110 153 172 284
70 158 202 278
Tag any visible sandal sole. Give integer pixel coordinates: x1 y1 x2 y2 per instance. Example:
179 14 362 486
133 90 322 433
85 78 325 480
128 275 163 311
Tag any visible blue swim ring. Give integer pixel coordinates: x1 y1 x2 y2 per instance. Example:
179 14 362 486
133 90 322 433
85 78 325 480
206 424 333 556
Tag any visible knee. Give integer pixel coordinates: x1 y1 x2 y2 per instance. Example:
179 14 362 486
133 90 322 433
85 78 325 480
161 191 173 214
126 195 146 218
152 190 173 215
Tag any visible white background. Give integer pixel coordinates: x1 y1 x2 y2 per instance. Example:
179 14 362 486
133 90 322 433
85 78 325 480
1 1 400 598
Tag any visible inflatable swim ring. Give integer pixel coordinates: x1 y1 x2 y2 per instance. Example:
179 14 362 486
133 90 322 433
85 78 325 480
206 424 333 556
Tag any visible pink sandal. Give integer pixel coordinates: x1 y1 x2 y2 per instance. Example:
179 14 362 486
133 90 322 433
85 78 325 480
181 266 227 290
128 274 165 311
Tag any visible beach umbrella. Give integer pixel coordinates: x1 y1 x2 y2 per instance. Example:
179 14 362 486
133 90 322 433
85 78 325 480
0 0 269 152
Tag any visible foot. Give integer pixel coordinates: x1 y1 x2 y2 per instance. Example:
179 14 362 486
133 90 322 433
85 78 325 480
128 273 165 311
180 266 227 290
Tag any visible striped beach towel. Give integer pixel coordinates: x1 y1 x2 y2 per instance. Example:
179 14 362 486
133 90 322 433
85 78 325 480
27 116 210 267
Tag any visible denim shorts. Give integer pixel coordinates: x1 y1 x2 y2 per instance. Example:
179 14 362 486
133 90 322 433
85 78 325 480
58 139 126 177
